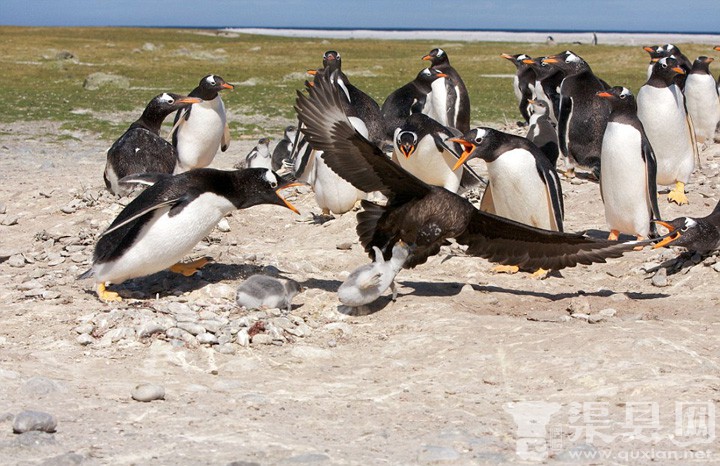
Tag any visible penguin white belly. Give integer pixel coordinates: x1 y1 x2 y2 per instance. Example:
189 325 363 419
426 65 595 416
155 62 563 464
637 86 694 186
512 76 522 103
395 138 462 192
423 78 448 126
313 152 365 214
600 123 652 237
175 97 226 172
684 74 720 141
486 149 554 229
94 193 234 284
534 82 556 123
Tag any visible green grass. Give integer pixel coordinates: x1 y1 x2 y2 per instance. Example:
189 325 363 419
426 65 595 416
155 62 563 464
0 26 716 140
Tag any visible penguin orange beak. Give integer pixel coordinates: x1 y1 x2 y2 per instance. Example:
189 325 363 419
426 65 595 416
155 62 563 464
527 99 536 104
542 57 560 64
704 57 715 63
643 46 655 53
177 97 203 105
522 58 534 64
400 144 415 159
221 83 234 90
307 69 318 76
672 66 686 75
651 220 680 249
449 138 476 171
422 54 432 61
596 91 613 99
276 182 303 215
500 53 514 60
715 46 720 51
436 72 448 78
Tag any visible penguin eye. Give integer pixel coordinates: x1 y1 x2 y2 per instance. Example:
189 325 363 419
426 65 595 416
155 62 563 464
270 181 278 188
619 94 626 100
680 226 689 232
661 63 668 69
474 137 483 144
167 98 175 104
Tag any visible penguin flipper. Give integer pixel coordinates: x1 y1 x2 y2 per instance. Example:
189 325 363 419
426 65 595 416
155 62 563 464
535 161 564 232
221 122 231 152
119 173 172 187
99 197 183 238
358 271 382 290
686 113 700 168
169 109 188 144
641 134 662 227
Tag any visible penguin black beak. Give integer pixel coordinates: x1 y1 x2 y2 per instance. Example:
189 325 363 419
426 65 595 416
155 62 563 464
651 220 680 249
448 138 476 171
276 182 303 215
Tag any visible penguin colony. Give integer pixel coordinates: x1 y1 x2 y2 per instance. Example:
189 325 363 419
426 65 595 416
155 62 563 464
84 43 720 305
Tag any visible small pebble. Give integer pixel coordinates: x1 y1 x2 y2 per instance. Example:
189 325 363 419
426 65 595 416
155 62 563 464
74 323 94 335
236 329 250 347
651 268 669 287
1 215 18 226
12 410 57 434
216 218 231 232
215 343 237 355
336 242 353 250
712 262 720 273
7 254 26 268
177 321 206 336
251 333 273 345
197 332 219 345
570 313 590 321
76 334 94 346
567 296 590 314
137 322 166 338
598 308 617 317
588 314 605 324
131 383 165 402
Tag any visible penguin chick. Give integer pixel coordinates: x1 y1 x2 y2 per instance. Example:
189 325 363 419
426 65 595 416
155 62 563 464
242 137 273 170
272 125 298 171
525 99 559 167
338 241 411 307
235 275 302 312
79 168 300 302
104 93 201 196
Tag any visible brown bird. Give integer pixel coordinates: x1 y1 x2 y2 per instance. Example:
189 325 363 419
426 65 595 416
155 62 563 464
294 69 647 270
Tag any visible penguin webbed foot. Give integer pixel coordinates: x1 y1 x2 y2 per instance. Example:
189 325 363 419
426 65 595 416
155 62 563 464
492 264 520 274
169 257 213 277
97 282 122 302
667 183 689 205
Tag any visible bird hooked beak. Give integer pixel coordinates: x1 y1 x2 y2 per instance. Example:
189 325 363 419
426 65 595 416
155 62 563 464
276 181 303 215
651 220 681 249
448 138 476 171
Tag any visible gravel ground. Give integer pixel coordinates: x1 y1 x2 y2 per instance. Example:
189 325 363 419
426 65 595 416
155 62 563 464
0 119 719 465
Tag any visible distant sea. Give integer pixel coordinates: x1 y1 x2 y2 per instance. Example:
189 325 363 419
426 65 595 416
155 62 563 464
222 27 720 46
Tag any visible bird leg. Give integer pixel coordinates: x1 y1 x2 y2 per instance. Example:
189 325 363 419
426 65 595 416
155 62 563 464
667 181 688 205
607 230 620 241
493 264 520 274
390 280 398 302
561 167 576 179
633 235 645 251
97 282 122 302
169 257 211 276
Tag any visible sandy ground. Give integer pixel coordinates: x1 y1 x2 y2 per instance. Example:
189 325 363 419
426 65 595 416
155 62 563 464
1 114 719 466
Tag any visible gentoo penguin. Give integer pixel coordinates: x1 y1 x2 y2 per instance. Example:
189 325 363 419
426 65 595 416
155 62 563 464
104 93 201 196
243 137 273 170
522 56 565 124
319 51 386 146
337 241 411 306
271 125 297 171
172 74 234 173
295 69 645 271
381 67 447 140
542 51 610 179
78 168 299 302
716 46 720 94
451 127 564 233
501 53 536 124
422 48 471 133
643 44 692 87
235 275 302 312
637 56 697 205
684 56 720 144
525 99 559 167
596 87 662 242
652 199 720 254
391 112 469 193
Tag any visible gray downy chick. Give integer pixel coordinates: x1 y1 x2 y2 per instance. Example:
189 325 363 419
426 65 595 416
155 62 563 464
242 137 273 170
337 241 411 307
236 274 302 312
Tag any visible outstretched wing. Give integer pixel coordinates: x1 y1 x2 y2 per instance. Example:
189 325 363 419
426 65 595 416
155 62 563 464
294 70 431 202
458 209 646 270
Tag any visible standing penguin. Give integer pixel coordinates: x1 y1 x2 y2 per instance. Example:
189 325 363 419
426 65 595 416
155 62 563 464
78 168 299 302
522 56 565 124
684 56 720 144
542 51 610 179
172 74 234 173
104 93 201 196
525 99 559 167
716 46 720 94
243 137 273 170
392 112 470 193
501 53 536 124
422 48 471 133
451 128 563 232
381 67 447 140
637 56 697 205
643 44 692 87
596 87 662 242
271 125 297 171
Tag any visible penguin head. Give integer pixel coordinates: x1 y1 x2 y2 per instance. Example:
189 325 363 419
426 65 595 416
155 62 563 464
142 93 202 122
691 56 714 74
391 240 413 264
651 57 686 83
416 68 447 85
196 74 234 99
449 128 495 170
528 99 549 115
284 125 298 141
233 169 300 214
422 48 449 66
501 53 530 67
596 86 636 111
396 131 418 159
322 51 341 70
542 51 587 72
643 45 665 59
652 217 699 250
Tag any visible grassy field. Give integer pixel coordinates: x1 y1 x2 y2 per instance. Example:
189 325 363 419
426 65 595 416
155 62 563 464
0 26 716 141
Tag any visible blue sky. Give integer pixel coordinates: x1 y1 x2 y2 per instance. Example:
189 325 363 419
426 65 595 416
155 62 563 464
2 0 719 32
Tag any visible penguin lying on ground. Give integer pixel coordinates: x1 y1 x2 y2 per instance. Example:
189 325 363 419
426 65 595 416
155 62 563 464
653 199 720 254
79 168 299 302
235 275 302 312
338 241 411 307
596 87 661 243
104 93 201 195
172 74 234 173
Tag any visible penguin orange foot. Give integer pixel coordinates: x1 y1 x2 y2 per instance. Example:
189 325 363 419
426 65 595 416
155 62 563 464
97 283 122 302
169 257 212 277
493 264 519 274
667 182 689 205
